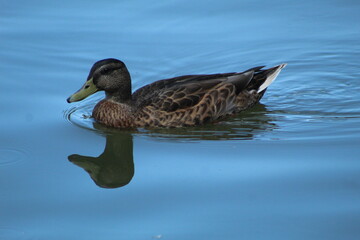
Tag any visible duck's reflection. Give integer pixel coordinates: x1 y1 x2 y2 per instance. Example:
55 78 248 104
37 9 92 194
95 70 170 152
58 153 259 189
68 132 134 188
68 104 276 189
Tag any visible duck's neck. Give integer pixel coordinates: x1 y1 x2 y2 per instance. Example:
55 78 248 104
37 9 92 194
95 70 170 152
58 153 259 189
105 87 132 104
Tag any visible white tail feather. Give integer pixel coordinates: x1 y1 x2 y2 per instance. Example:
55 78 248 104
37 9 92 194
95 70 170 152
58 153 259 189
257 63 287 93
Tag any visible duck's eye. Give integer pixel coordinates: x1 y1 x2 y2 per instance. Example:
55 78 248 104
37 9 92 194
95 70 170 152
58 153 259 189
101 68 112 74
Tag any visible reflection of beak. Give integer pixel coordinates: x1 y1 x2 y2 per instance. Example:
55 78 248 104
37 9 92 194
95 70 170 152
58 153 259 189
68 154 100 175
67 78 99 103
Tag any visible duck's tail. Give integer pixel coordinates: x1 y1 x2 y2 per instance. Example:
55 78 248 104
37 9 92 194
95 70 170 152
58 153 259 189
255 63 287 93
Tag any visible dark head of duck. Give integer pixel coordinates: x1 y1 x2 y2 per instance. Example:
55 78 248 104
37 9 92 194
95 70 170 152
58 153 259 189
67 58 132 103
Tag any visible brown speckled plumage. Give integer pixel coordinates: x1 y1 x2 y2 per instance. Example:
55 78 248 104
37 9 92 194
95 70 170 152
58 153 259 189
67 58 286 128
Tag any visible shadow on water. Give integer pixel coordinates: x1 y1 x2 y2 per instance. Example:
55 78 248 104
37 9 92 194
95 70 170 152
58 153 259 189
66 103 277 189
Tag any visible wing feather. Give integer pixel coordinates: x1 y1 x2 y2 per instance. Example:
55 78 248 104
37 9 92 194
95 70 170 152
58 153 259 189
133 71 254 112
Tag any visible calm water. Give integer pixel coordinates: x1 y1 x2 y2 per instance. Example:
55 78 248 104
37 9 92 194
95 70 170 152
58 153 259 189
1 0 360 239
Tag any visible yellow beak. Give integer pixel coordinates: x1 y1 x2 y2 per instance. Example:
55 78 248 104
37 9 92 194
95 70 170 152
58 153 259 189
67 78 99 103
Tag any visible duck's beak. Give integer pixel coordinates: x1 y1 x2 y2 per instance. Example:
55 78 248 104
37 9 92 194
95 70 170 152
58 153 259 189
67 78 99 103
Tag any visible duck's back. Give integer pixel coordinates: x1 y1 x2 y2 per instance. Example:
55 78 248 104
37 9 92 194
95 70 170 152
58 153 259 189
131 64 286 127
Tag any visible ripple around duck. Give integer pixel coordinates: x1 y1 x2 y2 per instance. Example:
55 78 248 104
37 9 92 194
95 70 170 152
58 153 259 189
64 94 360 142
0 148 28 167
65 102 278 141
64 44 360 142
266 45 360 138
63 95 100 132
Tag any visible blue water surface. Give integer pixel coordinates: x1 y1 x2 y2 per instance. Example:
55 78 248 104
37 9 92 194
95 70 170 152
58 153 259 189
1 0 360 239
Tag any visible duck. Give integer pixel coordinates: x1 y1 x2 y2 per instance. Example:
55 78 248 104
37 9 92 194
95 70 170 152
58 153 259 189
67 58 286 128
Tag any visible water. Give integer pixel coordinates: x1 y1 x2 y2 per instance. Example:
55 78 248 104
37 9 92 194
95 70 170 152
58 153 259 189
1 0 360 239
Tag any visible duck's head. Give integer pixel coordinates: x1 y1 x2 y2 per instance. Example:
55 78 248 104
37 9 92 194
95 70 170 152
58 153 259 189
67 58 131 103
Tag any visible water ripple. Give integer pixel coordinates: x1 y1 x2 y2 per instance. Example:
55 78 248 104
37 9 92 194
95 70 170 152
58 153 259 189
65 101 278 141
0 148 28 167
64 44 360 141
63 95 100 131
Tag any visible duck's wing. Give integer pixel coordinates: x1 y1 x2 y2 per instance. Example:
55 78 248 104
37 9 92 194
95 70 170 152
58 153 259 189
132 71 254 112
